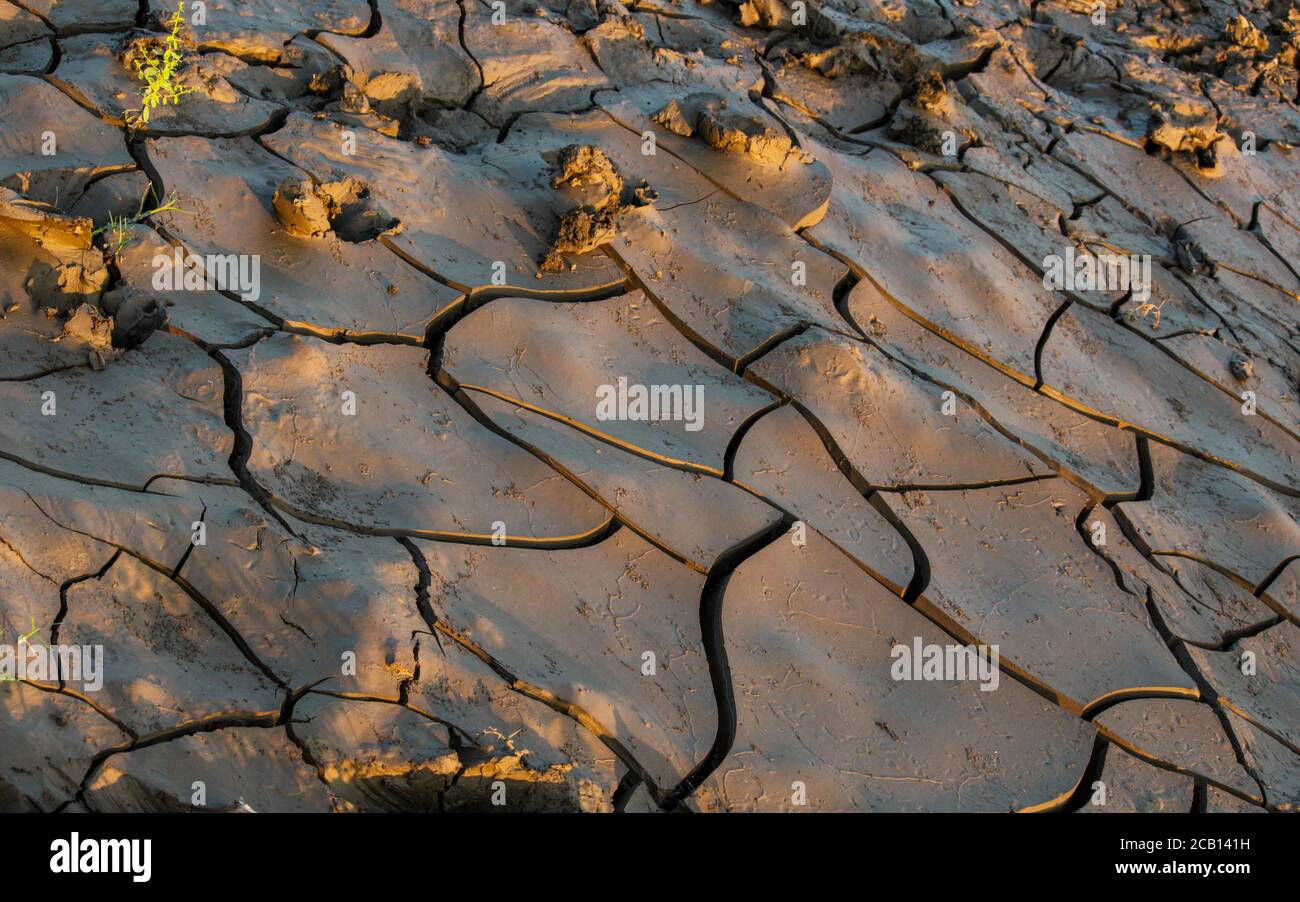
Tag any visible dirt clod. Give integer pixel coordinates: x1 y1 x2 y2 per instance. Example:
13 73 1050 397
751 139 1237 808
272 176 397 242
541 144 653 272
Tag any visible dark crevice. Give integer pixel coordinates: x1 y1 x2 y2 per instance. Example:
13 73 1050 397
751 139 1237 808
1060 734 1109 813
1191 779 1207 813
205 345 300 538
1253 554 1298 599
50 549 123 688
1032 299 1071 390
1097 502 1268 801
455 0 487 110
1162 633 1269 804
44 34 60 74
867 491 930 603
722 399 786 482
611 770 642 812
734 322 811 374
829 266 864 336
1074 501 1129 596
1132 436 1155 503
168 500 206 579
396 537 447 659
362 0 383 38
662 514 792 809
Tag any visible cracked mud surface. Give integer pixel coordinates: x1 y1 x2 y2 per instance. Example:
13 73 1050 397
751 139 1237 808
1 0 1298 814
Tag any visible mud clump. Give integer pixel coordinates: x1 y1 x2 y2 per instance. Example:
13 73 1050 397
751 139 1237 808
272 176 398 242
1147 100 1222 164
1225 15 1268 53
541 145 654 273
544 206 620 270
318 176 399 242
59 304 116 359
698 109 792 163
794 21 927 83
1229 352 1254 383
100 286 169 350
736 0 790 29
551 144 625 200
652 99 695 137
25 258 109 312
652 94 800 165
28 262 168 353
4 188 169 357
1170 222 1217 276
888 72 958 154
54 301 155 368
888 114 948 154
272 178 333 238
906 70 948 112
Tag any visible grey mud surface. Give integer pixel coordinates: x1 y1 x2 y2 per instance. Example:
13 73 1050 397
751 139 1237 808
0 0 1297 812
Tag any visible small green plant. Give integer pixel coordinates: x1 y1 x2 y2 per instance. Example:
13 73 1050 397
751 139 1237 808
92 186 187 256
9 616 45 646
0 617 50 682
127 2 194 127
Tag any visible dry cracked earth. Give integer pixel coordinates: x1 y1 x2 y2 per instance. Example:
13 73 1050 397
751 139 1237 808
0 0 1297 815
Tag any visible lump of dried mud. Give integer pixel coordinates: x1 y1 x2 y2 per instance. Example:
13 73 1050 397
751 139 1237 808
25 258 109 312
795 22 927 84
551 144 625 201
1147 100 1222 161
1225 15 1268 53
1172 228 1217 276
888 113 948 154
60 304 114 347
100 286 169 350
652 99 695 137
736 0 790 29
882 69 960 155
906 70 947 111
273 177 334 238
541 144 653 272
545 206 621 269
1229 352 1254 382
272 175 398 241
699 108 792 163
652 94 796 165
58 304 118 368
3 188 164 355
30 270 168 354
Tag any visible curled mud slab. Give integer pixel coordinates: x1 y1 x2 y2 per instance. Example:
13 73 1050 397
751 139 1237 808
1 0 1297 814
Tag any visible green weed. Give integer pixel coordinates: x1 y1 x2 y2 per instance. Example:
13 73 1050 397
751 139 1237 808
91 186 188 256
126 2 195 128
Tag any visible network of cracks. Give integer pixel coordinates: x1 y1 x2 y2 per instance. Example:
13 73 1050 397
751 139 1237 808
0 0 1297 813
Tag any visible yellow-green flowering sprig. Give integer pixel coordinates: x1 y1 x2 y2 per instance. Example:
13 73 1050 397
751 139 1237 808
128 2 195 126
